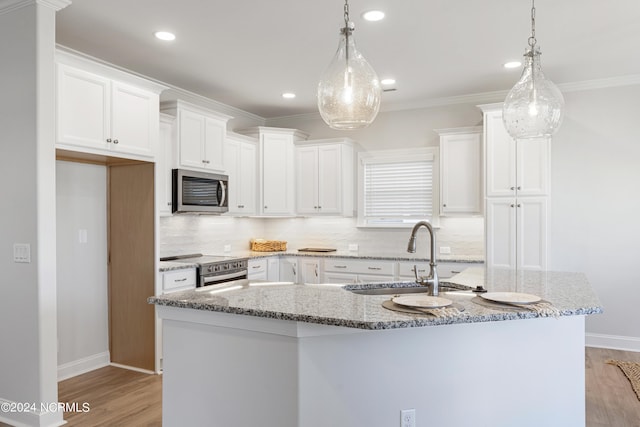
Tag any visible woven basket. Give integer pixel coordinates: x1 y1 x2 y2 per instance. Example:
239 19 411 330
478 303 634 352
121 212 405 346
250 239 287 252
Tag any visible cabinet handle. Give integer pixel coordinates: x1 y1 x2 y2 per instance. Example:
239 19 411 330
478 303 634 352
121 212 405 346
517 186 522 190
106 138 112 143
517 204 522 208
252 265 261 269
167 202 172 206
315 265 318 277
292 265 296 275
510 186 515 190
264 206 268 209
443 204 447 207
318 206 321 209
113 139 119 145
368 267 382 271
334 265 347 269
314 206 318 209
238 205 244 208
510 204 515 208
202 160 210 164
175 278 187 282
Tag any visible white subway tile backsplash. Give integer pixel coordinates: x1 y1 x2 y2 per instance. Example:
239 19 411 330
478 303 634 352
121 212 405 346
160 215 484 259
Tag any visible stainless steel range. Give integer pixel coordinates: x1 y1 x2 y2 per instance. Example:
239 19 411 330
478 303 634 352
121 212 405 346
161 254 248 287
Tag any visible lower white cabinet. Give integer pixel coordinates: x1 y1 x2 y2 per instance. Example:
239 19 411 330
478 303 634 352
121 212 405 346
398 262 477 281
248 259 268 281
486 197 547 270
279 257 299 283
299 258 321 284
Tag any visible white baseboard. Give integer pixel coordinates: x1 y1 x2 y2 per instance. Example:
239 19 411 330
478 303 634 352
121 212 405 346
586 333 640 352
57 351 110 381
109 362 156 375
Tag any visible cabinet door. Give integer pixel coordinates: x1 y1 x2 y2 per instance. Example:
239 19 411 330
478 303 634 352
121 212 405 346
224 139 241 213
516 138 550 196
262 133 294 215
516 198 547 270
179 109 206 169
323 272 357 284
238 142 257 214
267 257 280 281
279 257 298 283
56 64 110 150
357 274 395 283
203 116 226 171
248 259 268 280
111 81 157 157
485 111 517 197
299 258 320 284
440 132 481 214
485 198 517 269
317 144 342 214
296 146 319 214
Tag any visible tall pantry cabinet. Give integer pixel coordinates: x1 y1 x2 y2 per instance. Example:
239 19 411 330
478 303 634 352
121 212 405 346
479 103 550 271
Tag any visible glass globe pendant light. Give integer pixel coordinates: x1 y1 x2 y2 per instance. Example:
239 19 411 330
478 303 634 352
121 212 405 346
317 0 381 130
503 0 564 139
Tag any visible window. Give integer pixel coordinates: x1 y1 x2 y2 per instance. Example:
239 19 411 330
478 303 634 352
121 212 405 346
357 148 439 228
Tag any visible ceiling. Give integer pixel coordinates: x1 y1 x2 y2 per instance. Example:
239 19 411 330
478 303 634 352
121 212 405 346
56 0 640 119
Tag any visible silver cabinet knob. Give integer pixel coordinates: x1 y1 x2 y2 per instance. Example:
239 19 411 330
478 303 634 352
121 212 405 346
106 138 112 143
113 139 119 145
510 186 515 190
510 204 515 208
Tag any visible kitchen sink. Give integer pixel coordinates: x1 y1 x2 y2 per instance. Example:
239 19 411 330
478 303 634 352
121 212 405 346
347 283 471 296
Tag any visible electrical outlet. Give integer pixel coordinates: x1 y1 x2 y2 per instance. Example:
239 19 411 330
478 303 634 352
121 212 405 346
348 243 359 251
223 244 232 253
439 246 451 254
401 409 416 427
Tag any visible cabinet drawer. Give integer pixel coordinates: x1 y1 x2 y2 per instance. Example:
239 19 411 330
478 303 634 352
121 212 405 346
324 259 395 276
438 263 476 279
163 269 196 293
248 259 268 277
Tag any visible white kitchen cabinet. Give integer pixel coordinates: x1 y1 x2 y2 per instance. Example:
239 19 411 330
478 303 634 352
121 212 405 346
238 127 309 216
295 139 355 216
161 100 231 173
485 197 548 270
397 261 476 280
482 107 549 198
267 257 280 281
56 59 162 160
248 258 268 281
224 133 257 215
436 127 482 215
299 258 321 284
480 103 550 271
279 257 299 283
156 113 175 216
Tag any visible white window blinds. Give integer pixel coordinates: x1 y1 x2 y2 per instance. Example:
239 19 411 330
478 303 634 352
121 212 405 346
359 149 437 226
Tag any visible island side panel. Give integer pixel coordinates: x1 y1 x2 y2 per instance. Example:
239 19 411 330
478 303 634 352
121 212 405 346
298 316 585 427
162 318 299 427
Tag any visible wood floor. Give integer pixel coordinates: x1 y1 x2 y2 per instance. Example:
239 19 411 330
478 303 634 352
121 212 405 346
1 347 638 426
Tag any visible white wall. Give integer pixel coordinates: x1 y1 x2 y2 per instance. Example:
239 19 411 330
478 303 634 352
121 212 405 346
548 85 640 349
56 161 110 379
0 2 64 426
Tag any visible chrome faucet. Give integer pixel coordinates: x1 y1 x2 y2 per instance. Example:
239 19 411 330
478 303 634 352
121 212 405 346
407 221 439 296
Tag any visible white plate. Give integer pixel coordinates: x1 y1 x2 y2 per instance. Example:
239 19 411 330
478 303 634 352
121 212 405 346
391 295 453 309
479 292 541 305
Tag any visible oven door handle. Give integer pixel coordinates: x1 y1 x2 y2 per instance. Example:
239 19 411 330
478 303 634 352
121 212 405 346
202 270 247 284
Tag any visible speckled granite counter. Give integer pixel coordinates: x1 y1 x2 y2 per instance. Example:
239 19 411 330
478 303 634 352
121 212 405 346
157 266 599 427
158 250 483 272
149 267 602 330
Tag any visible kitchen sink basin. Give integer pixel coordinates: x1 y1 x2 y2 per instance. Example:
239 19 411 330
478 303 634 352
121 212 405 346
347 284 470 296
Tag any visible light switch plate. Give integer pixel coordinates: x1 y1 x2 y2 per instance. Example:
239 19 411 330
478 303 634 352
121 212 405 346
223 244 232 253
348 244 359 251
13 243 31 263
439 246 451 254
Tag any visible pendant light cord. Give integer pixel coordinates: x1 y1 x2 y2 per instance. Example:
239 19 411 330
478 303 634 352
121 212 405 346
343 0 351 62
528 0 537 49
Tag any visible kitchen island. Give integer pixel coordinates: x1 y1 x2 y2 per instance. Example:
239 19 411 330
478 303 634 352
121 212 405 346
150 267 602 427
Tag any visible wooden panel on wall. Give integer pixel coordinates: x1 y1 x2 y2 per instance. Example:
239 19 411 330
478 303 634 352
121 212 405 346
108 163 155 371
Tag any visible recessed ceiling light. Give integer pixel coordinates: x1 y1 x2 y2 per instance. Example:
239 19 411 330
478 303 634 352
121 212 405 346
381 78 396 85
362 10 385 22
154 31 176 41
282 92 296 99
503 61 522 69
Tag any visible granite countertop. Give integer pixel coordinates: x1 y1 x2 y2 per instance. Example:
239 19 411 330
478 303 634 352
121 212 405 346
149 267 603 330
158 250 484 272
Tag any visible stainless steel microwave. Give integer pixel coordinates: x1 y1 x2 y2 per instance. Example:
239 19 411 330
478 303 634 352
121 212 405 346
172 169 229 214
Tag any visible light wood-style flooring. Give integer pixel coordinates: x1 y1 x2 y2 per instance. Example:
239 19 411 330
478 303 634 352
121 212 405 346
1 347 638 426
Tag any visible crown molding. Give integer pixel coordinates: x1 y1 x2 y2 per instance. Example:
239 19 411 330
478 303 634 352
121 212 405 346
0 0 70 14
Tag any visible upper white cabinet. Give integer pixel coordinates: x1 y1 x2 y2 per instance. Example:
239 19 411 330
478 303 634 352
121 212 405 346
161 100 231 173
56 51 165 160
295 139 355 216
483 108 549 198
479 103 550 271
224 132 258 215
436 127 482 216
238 127 309 216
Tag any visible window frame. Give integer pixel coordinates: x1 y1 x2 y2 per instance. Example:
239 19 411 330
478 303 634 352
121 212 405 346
357 147 440 229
